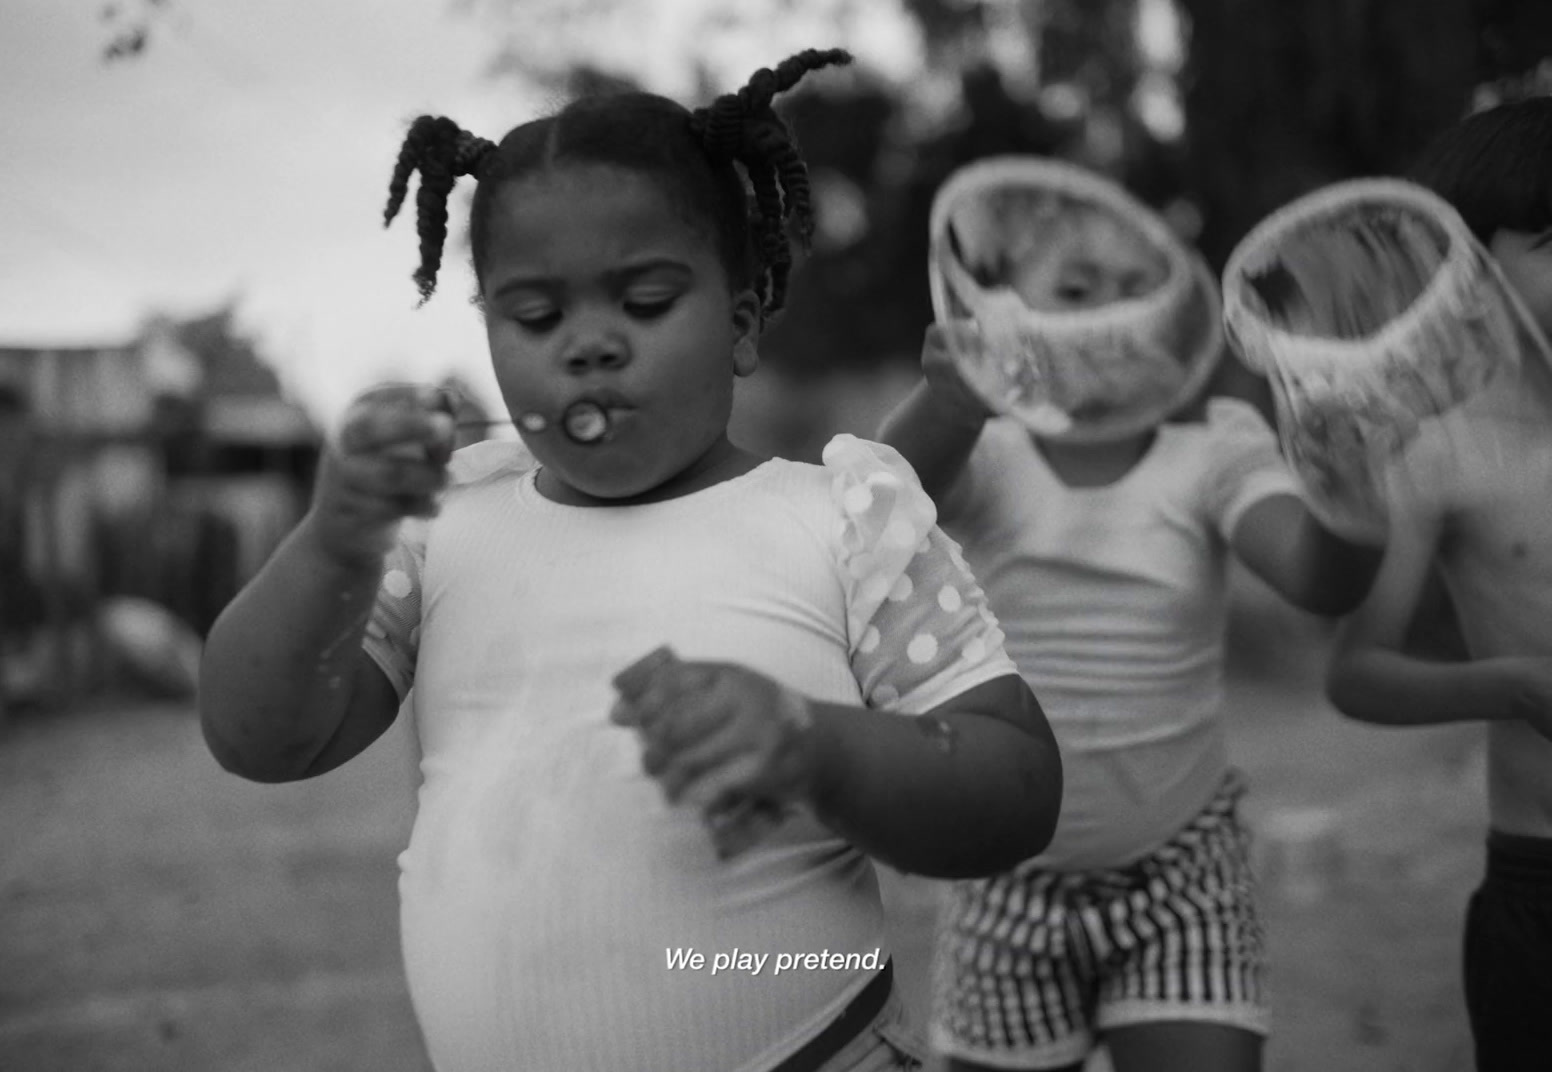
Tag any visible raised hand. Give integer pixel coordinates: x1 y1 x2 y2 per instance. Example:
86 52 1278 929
305 383 456 566
1504 656 1552 744
921 320 998 427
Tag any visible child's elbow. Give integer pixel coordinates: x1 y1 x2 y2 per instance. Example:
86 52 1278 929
1273 521 1385 617
997 740 1064 871
200 712 262 780
1016 699 1064 857
1012 797 1061 868
198 700 310 784
1280 557 1379 616
1304 543 1385 617
200 720 274 783
934 737 1062 879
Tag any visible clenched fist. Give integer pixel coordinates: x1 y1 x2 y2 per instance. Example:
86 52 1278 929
305 383 456 566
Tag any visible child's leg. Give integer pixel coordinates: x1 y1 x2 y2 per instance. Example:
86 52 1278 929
1462 831 1552 1072
929 867 1100 1070
1090 774 1269 1072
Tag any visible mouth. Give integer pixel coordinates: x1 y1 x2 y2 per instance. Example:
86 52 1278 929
518 392 636 445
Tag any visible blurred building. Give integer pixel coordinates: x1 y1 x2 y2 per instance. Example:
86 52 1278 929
0 310 318 709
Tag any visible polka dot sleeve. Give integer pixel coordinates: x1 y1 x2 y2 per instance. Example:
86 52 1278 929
823 434 1019 715
361 518 428 704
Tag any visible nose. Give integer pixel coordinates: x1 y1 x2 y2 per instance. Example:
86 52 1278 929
560 322 630 375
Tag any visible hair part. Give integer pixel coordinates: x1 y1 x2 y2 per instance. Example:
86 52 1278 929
1409 96 1552 245
383 48 852 320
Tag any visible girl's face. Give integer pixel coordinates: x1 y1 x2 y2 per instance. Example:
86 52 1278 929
479 165 761 505
1490 226 1552 345
1009 213 1167 312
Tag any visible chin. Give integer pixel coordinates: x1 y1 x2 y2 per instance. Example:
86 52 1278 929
555 460 668 503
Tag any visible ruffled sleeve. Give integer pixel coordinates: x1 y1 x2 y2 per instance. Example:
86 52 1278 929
823 434 1019 715
361 437 539 703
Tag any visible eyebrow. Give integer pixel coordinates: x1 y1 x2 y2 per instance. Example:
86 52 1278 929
490 258 694 299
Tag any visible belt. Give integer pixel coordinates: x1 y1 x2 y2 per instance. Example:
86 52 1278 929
773 960 894 1072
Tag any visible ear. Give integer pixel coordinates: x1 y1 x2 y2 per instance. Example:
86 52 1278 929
730 289 762 378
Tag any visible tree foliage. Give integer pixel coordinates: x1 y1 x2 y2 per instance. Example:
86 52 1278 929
100 0 170 63
98 0 1552 381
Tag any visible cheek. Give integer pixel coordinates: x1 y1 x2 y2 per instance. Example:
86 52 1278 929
1010 262 1059 310
485 327 544 395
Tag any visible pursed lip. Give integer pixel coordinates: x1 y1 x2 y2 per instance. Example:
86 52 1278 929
568 387 637 413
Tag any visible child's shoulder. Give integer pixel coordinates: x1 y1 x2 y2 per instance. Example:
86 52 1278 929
819 433 939 547
1157 395 1280 462
756 435 930 497
1188 395 1275 442
758 434 938 542
817 435 936 513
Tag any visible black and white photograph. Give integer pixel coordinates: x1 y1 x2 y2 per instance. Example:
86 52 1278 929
3 2 1552 1070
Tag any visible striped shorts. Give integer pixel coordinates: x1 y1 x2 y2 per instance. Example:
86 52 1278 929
930 772 1269 1069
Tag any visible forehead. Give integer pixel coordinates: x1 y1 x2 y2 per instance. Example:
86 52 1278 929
955 188 1165 275
1042 210 1160 269
482 164 718 276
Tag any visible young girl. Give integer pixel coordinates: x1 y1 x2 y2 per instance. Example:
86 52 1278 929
877 158 1383 1072
197 50 1063 1072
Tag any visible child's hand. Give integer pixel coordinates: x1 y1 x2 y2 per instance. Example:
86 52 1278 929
922 321 997 426
306 384 455 566
611 646 817 858
1504 656 1552 743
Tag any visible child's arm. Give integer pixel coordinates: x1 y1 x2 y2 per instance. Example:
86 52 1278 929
876 323 993 514
1229 492 1385 615
1199 396 1382 615
806 673 1061 876
613 656 1060 878
1325 505 1552 738
199 385 453 783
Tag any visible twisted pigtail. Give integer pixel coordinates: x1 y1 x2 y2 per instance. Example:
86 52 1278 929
692 48 851 316
384 115 498 303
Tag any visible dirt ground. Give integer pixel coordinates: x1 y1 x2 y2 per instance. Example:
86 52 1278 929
0 581 1486 1072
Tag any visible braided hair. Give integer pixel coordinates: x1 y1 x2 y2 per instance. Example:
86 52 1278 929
383 48 852 319
384 116 498 304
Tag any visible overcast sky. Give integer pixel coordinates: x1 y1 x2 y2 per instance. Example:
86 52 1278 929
1 0 926 425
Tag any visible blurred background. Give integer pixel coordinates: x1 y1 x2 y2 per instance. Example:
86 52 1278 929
2 1 1550 1070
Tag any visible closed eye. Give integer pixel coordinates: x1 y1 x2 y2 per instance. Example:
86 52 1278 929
624 296 677 319
512 309 562 332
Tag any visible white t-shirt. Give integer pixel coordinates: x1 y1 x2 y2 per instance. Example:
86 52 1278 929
362 434 1018 1072
945 398 1299 869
